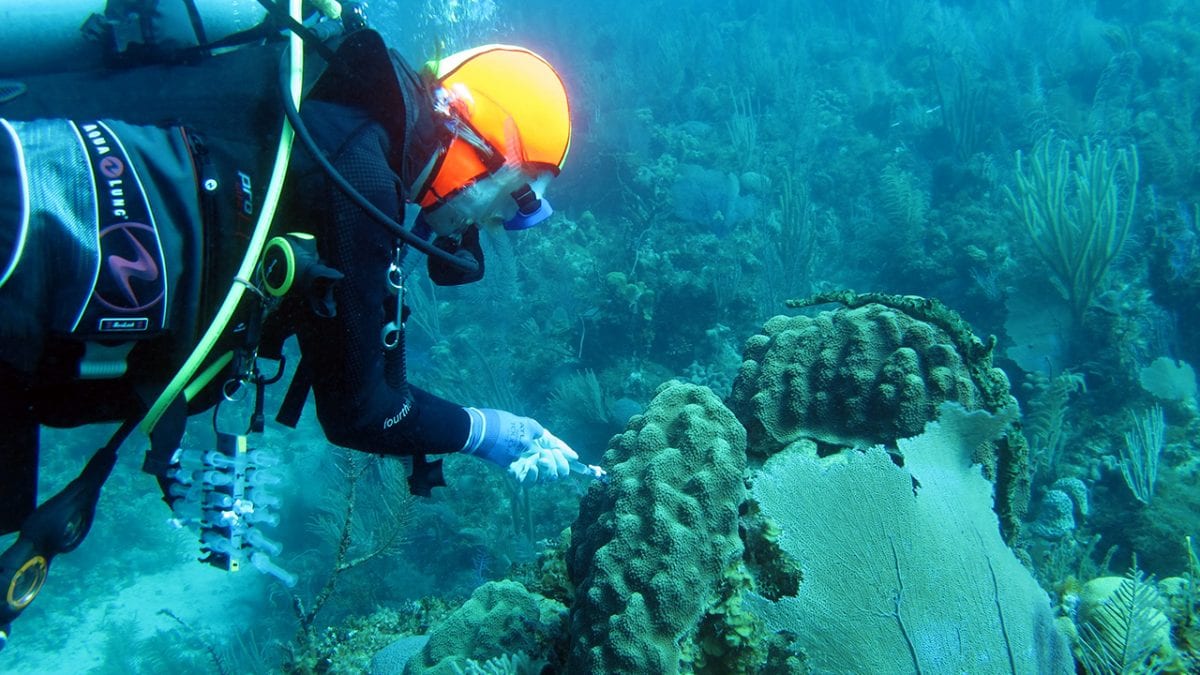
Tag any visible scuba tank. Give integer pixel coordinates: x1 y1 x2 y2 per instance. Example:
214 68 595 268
0 0 269 77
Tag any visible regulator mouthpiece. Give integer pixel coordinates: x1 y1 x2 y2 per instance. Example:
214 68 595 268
503 183 553 230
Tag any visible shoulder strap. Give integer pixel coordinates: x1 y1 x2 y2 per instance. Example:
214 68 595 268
275 355 312 429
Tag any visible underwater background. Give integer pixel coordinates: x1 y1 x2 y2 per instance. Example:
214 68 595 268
3 0 1200 672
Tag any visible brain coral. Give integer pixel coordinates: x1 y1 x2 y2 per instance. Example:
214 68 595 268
404 580 565 674
729 302 992 456
567 381 746 674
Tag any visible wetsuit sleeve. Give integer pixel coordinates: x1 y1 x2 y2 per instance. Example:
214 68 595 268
289 101 469 456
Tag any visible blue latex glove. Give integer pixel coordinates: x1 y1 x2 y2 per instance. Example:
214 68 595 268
461 408 578 483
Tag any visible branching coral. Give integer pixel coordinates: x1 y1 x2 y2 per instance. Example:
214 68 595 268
1074 566 1173 673
1004 136 1139 323
879 162 929 229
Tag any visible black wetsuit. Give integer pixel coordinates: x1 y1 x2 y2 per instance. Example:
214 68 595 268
280 98 471 457
0 31 467 532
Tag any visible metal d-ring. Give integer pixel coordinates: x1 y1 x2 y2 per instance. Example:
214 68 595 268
381 246 406 350
221 377 248 403
381 320 402 350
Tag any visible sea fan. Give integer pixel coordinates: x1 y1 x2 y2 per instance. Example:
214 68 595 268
1076 566 1168 675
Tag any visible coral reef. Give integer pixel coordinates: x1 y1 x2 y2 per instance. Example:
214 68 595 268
730 297 1002 456
1030 488 1081 541
745 404 1073 673
730 291 1033 542
372 636 431 675
566 381 747 673
403 581 566 675
1004 136 1139 324
19 2 1200 672
1071 568 1176 672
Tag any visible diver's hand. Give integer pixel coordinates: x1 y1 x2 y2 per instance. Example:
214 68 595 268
508 428 577 483
461 408 577 483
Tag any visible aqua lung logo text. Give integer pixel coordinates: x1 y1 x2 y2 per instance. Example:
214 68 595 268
74 121 168 334
81 123 133 220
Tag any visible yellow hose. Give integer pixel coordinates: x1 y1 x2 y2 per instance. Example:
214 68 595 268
139 0 304 435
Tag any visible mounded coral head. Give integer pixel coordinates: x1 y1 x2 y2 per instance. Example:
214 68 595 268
729 303 991 457
404 581 565 674
567 381 747 673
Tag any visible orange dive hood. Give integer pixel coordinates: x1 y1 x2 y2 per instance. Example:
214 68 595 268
415 44 571 210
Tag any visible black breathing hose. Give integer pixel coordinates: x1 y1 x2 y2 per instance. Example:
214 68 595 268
275 47 479 274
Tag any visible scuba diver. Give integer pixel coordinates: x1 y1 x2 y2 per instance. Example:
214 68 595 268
0 0 603 649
